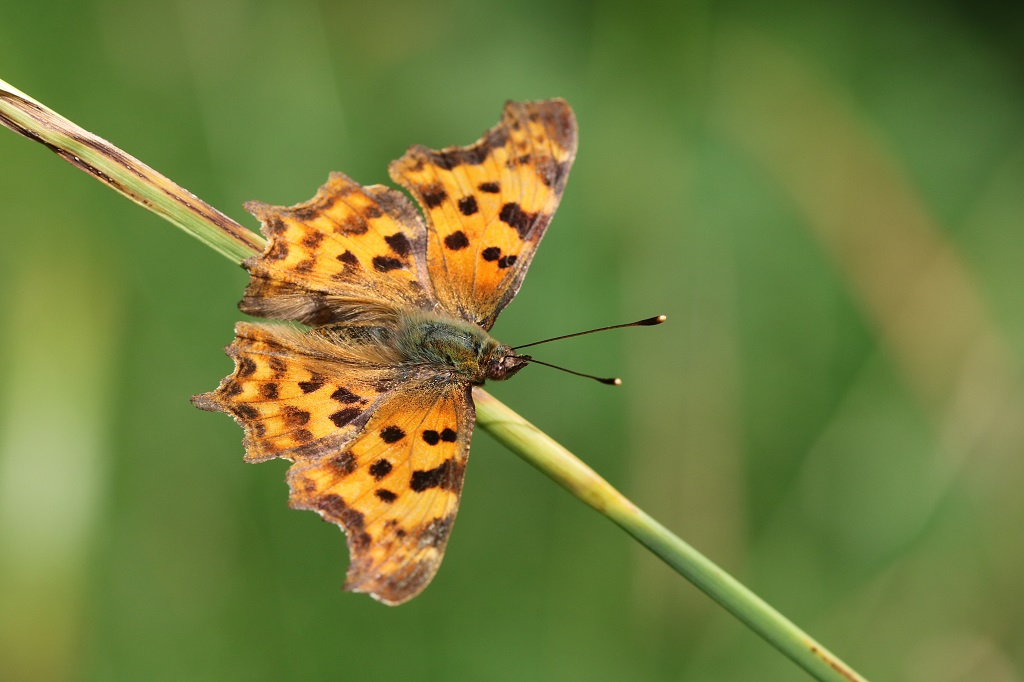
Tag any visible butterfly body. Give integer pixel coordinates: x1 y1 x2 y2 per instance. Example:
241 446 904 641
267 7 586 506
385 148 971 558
194 99 577 604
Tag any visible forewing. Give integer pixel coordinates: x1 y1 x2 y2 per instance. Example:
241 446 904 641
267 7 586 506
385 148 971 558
191 322 400 463
241 172 435 326
389 99 578 330
288 382 474 605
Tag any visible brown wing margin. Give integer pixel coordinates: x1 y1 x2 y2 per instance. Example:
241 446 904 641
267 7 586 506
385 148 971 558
389 99 578 330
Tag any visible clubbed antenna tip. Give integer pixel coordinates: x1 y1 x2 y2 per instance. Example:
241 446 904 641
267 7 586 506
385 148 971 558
514 314 668 350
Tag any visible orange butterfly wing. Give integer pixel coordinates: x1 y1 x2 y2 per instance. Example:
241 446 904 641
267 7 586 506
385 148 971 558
192 322 400 463
288 382 473 605
390 99 578 329
241 172 433 326
194 323 474 605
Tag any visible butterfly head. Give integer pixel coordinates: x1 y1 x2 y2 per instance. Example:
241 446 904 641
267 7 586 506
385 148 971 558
481 344 530 383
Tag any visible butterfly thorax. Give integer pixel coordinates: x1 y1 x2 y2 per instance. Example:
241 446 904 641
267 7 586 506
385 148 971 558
394 311 528 385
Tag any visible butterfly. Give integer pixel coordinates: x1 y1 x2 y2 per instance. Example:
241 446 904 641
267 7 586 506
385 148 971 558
193 99 577 605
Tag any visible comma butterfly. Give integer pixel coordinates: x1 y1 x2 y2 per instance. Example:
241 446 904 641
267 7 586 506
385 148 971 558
193 99 577 605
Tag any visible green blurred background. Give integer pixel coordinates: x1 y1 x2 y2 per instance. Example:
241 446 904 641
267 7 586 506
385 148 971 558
2 1 1023 680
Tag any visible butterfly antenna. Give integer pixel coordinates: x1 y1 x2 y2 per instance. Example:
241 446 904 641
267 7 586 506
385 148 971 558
513 315 667 350
523 357 622 386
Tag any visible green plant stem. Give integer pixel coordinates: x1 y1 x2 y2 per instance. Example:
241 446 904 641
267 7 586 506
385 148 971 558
0 78 263 263
474 390 862 681
0 77 866 682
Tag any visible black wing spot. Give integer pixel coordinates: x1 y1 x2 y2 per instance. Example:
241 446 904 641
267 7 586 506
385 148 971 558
384 232 411 257
237 357 257 377
337 250 359 266
298 378 324 394
316 493 347 518
264 216 287 235
478 182 500 193
372 256 404 272
292 428 314 443
301 231 324 249
336 215 369 235
369 458 393 480
422 430 441 445
290 204 320 221
432 151 459 170
282 406 310 426
457 196 479 216
265 241 289 261
440 428 457 442
268 357 287 377
410 459 457 492
422 184 448 208
498 202 537 239
481 246 501 262
292 258 315 273
330 407 361 427
497 255 517 269
375 489 397 503
331 387 360 404
379 425 406 443
428 146 488 169
259 383 279 400
444 231 470 250
231 404 259 420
